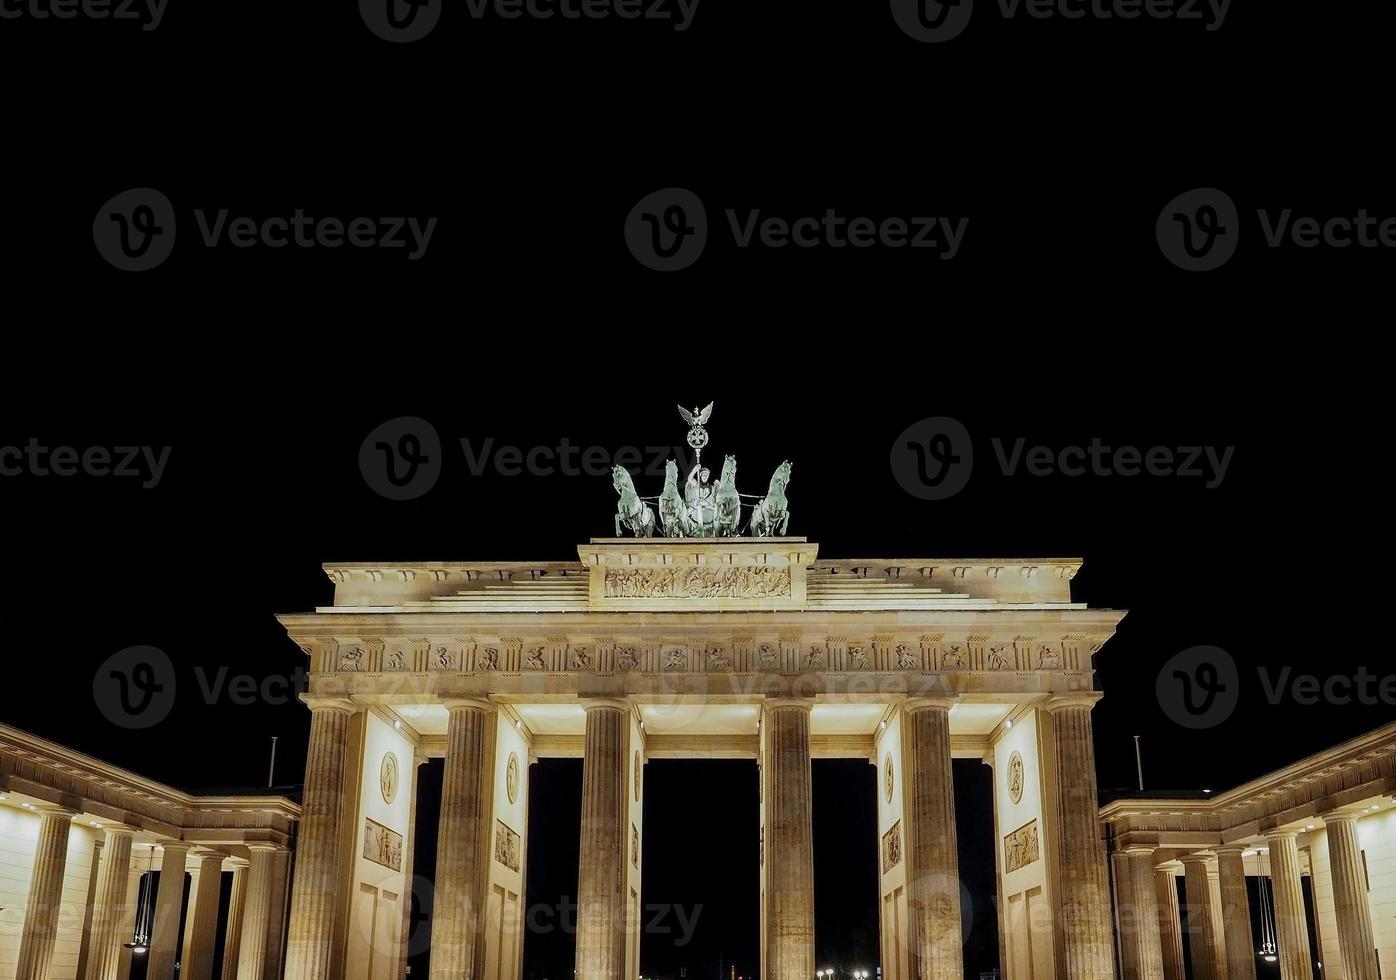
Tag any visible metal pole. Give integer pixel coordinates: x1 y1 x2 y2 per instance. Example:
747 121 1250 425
268 736 279 788
1133 735 1144 791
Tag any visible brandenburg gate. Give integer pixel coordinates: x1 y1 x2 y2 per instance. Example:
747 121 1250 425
276 409 1126 980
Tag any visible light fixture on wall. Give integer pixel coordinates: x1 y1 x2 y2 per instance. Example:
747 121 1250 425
1256 848 1278 963
124 846 157 954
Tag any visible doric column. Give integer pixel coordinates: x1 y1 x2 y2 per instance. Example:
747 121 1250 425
146 841 192 980
1153 864 1187 980
13 805 77 980
1265 831 1313 980
1112 848 1163 980
398 750 428 980
431 699 496 980
1216 847 1257 980
238 844 284 980
284 698 359 980
181 851 226 980
1180 855 1223 980
264 847 292 977
1045 696 1115 979
76 834 105 980
220 859 250 980
762 698 815 980
576 699 630 980
902 698 962 980
85 827 135 980
1322 813 1380 980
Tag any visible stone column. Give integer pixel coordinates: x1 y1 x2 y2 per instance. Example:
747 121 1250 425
1322 813 1380 980
1045 696 1115 979
1112 848 1163 980
13 806 77 980
76 834 105 980
762 698 815 980
1265 831 1313 980
398 750 428 980
284 698 359 980
85 827 136 980
902 698 962 980
264 847 292 978
220 859 250 980
181 851 226 980
1216 847 1257 980
146 841 192 980
238 844 283 980
431 699 496 980
1180 855 1224 980
1153 864 1187 980
576 700 630 980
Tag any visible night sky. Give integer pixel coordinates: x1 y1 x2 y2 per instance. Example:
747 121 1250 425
3 384 1380 978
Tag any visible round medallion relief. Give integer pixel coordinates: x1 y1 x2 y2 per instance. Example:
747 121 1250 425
380 752 400 804
1007 751 1025 805
506 752 520 805
884 753 895 802
633 751 642 801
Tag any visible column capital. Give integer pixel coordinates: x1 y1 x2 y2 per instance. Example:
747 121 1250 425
903 695 958 713
762 696 813 713
245 842 289 855
100 824 139 838
226 856 252 869
1214 843 1252 856
1043 692 1104 712
31 803 79 819
1264 828 1300 842
1155 859 1184 875
579 697 630 714
1317 808 1364 825
301 695 360 714
442 696 496 713
1120 844 1157 857
1179 851 1215 867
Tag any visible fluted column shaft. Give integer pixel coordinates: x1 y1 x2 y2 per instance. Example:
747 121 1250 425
1113 849 1163 980
237 845 281 980
1047 699 1115 979
14 807 77 980
1153 866 1187 980
1266 831 1314 980
284 700 358 980
181 853 225 980
146 842 192 980
763 700 815 980
76 835 105 980
430 700 495 980
576 701 629 980
1181 856 1225 980
220 862 250 980
85 828 136 980
399 752 427 980
903 700 962 980
1216 848 1257 980
1324 814 1380 980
